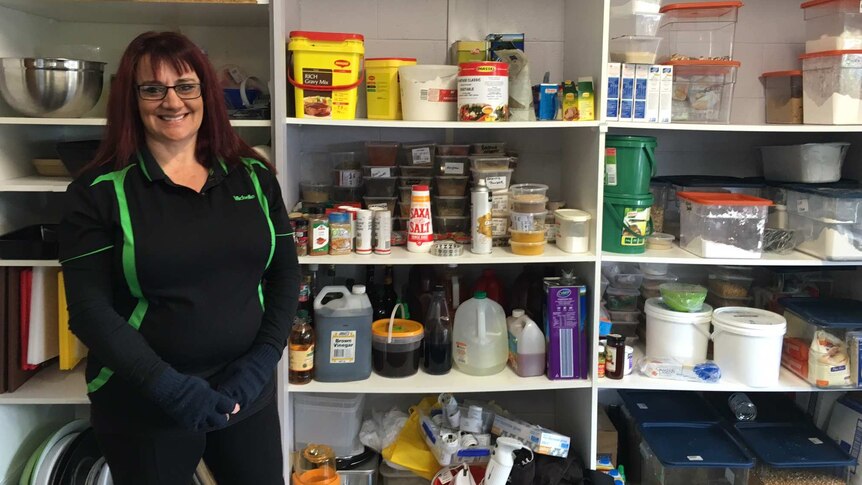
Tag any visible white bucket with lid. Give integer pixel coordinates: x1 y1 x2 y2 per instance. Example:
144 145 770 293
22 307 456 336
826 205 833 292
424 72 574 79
645 297 713 363
711 307 786 388
398 65 459 121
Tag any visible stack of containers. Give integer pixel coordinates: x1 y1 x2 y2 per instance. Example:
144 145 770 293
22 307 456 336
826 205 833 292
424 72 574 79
608 0 664 64
800 0 862 125
658 1 744 123
706 266 755 308
468 142 515 247
602 263 644 337
395 142 434 229
509 183 549 255
435 144 471 237
785 185 862 261
602 136 656 254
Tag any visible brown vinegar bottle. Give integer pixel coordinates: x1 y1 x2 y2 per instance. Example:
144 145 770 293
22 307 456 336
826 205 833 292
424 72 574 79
288 310 315 384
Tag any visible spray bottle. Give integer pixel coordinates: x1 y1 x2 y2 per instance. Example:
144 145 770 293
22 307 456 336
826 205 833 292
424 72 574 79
481 437 525 485
471 179 492 254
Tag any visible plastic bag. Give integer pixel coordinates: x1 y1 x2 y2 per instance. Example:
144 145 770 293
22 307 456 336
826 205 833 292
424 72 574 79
382 396 440 479
360 407 408 453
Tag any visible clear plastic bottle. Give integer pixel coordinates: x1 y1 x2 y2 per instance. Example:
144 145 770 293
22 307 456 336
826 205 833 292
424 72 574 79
728 393 757 421
453 291 508 376
423 285 452 375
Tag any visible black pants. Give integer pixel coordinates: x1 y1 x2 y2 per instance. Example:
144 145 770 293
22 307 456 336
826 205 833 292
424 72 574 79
94 398 284 485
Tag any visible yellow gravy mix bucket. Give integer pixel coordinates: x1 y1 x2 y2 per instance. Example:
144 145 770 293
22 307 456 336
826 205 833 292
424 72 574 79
288 31 364 120
365 58 416 120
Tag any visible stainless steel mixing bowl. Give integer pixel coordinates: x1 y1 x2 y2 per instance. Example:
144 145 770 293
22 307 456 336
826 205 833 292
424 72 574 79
0 58 106 117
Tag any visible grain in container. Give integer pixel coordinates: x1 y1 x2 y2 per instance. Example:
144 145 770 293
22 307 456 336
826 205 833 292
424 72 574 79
438 144 470 156
470 155 513 171
509 183 549 212
457 61 509 122
365 57 416 120
665 60 740 123
371 318 424 378
708 267 753 298
555 209 591 253
711 307 786 388
288 31 364 120
432 195 468 216
785 185 862 260
398 65 459 121
676 192 772 259
434 176 469 196
658 1 743 62
645 297 713 363
609 36 664 64
801 49 862 124
366 141 400 166
802 0 862 52
760 142 849 183
509 210 547 232
401 142 436 166
471 168 513 191
761 71 803 124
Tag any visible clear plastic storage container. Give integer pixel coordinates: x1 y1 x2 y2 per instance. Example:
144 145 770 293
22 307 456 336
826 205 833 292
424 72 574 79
802 0 862 52
293 393 366 457
611 0 662 16
677 192 772 258
379 462 427 485
761 70 803 124
786 186 862 260
609 36 664 64
666 60 740 123
801 50 862 124
659 1 743 62
610 12 664 38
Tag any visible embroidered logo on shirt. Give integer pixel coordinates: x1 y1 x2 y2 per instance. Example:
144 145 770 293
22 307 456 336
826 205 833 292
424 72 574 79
233 194 256 201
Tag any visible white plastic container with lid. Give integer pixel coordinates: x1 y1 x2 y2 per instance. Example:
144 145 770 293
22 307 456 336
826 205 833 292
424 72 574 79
801 49 862 125
711 307 787 388
293 393 365 457
555 209 591 254
666 60 741 123
677 192 772 258
658 1 743 62
453 291 509 376
506 309 546 377
786 185 862 260
802 0 862 52
398 65 459 121
760 142 850 183
645 298 713 363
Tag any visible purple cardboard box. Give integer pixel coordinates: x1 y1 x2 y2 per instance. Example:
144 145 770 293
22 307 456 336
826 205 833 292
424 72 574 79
544 278 588 380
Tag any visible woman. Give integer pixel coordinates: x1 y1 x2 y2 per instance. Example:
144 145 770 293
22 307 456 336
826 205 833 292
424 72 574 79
58 31 298 485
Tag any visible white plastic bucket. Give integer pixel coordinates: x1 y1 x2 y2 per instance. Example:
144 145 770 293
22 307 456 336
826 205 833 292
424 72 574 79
711 307 787 388
398 65 459 121
644 298 713 362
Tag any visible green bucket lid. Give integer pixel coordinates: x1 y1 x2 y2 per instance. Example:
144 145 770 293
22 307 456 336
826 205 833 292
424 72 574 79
606 135 657 148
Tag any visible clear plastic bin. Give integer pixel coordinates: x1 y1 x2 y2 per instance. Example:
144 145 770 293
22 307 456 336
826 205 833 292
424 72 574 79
379 462 427 485
667 60 740 123
366 142 400 166
607 286 640 311
677 192 771 258
658 1 743 62
707 271 753 298
762 70 803 124
435 156 469 176
301 182 331 203
603 262 645 289
802 0 862 52
432 196 468 216
435 176 469 196
610 36 663 64
642 273 679 291
293 393 366 457
401 142 436 166
364 177 397 197
470 156 513 171
801 50 862 124
509 210 547 231
611 0 662 15
610 12 664 38
786 186 862 260
438 144 470 156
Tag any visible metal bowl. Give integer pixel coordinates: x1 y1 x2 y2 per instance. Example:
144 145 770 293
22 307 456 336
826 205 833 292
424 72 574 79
0 58 106 117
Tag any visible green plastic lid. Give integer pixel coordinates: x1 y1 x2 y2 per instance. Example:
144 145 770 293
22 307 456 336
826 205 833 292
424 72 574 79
606 135 658 147
474 291 487 299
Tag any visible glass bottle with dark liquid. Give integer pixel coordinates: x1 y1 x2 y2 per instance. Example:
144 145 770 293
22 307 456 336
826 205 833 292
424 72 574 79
423 285 452 375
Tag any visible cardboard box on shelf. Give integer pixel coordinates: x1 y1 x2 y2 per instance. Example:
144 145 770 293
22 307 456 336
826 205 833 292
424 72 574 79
826 396 862 485
620 64 636 121
597 406 619 466
491 413 571 458
606 63 621 121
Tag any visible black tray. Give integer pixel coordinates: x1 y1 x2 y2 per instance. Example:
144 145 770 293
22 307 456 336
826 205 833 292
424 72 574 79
0 224 59 259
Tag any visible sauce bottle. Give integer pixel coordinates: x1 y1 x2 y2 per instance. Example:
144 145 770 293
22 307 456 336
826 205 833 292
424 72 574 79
288 310 314 384
605 334 626 380
423 285 452 375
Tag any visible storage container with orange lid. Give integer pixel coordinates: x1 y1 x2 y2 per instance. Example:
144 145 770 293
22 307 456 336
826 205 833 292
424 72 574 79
664 59 740 123
802 0 862 53
658 1 743 62
761 70 803 124
676 191 772 259
800 49 862 124
371 317 424 378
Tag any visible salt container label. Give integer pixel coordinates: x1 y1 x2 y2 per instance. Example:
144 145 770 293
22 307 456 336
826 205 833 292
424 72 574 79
330 331 356 364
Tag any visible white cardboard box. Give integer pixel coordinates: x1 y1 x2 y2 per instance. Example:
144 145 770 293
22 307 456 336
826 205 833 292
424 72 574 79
633 64 649 122
646 65 661 123
826 397 862 485
491 413 571 458
620 63 636 121
659 65 674 123
606 62 622 121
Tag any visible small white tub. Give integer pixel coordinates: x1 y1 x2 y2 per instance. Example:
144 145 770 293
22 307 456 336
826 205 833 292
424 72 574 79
398 65 459 121
645 298 713 363
555 209 591 253
711 307 786 388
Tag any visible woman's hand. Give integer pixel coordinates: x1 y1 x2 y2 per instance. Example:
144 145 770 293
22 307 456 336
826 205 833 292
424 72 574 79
147 367 238 431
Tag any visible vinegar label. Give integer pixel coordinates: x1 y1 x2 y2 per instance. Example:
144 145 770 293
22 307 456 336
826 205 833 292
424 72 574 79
330 331 356 364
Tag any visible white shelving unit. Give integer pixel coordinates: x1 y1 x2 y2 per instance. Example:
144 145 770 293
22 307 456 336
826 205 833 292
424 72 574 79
0 176 72 192
0 118 271 127
0 363 87 405
602 244 860 267
299 246 595 265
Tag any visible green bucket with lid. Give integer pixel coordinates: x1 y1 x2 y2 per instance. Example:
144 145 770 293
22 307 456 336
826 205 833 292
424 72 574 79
602 193 654 254
604 135 657 196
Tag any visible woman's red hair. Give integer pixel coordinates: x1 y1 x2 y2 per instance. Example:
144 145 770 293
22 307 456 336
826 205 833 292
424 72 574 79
88 31 270 172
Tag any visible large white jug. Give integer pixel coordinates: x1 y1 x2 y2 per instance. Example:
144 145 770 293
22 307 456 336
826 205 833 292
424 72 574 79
452 291 508 376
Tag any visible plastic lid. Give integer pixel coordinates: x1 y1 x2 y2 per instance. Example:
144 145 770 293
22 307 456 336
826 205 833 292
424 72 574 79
351 284 366 295
289 31 364 42
800 49 862 59
366 57 417 62
712 307 787 335
412 185 430 192
784 184 862 199
619 391 719 423
512 309 526 318
371 319 424 341
660 1 744 14
677 191 772 206
607 286 640 296
733 422 855 468
605 135 658 147
474 291 487 299
328 211 350 223
555 209 592 222
802 0 858 8
648 233 675 241
761 70 802 78
640 423 754 468
655 175 765 188
663 59 742 75
779 297 862 328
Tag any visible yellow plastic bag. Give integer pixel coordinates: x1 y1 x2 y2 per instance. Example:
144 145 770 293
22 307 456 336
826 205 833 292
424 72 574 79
382 396 440 480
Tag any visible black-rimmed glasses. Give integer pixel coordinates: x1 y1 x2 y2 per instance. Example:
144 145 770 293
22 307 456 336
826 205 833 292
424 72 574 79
136 83 203 101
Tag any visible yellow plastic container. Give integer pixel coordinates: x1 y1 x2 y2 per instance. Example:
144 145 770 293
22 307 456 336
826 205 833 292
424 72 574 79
288 31 365 120
365 57 416 120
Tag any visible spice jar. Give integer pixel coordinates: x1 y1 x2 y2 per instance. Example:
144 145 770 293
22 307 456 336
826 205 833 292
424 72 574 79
605 334 626 380
328 211 352 255
308 209 329 256
291 214 308 257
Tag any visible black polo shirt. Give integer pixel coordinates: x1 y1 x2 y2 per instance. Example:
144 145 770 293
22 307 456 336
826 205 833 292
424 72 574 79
58 147 298 425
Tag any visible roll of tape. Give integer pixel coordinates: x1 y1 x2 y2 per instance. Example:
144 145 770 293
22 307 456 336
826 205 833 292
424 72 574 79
460 433 479 448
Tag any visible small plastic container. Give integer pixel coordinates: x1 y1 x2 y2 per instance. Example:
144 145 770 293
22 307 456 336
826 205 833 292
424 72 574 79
509 229 545 243
301 182 331 203
641 273 679 291
470 156 513 171
332 168 362 188
509 183 549 211
642 286 661 300
435 156 469 176
362 165 398 178
509 210 547 232
610 12 664 38
603 263 644 289
435 176 469 196
331 151 359 169
706 291 753 308
332 185 362 203
372 319 424 378
364 196 397 213
708 270 753 298
677 192 772 258
471 168 514 192
432 196 467 216
490 216 510 237
398 203 411 218
659 1 743 62
801 50 862 125
401 142 436 166
646 233 675 250
609 35 663 64
802 0 862 52
510 240 546 256
608 309 641 323
433 216 468 234
555 209 591 254
471 142 505 154
397 185 413 204
666 60 740 123
366 141 399 166
364 177 397 197
438 144 470 156
762 71 803 124
606 286 640 311
399 176 434 189
293 393 366 457
399 165 434 177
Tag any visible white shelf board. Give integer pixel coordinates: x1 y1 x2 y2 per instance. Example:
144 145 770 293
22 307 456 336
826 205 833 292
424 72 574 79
0 0 268 27
602 243 860 267
0 117 270 127
598 344 851 393
289 366 591 394
299 245 595 265
0 176 72 192
0 362 87 404
286 117 602 130
0 259 61 266
607 121 862 133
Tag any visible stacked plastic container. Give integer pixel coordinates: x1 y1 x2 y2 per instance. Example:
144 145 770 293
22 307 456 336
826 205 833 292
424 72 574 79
706 266 754 308
800 0 862 124
602 262 644 337
658 1 744 123
609 0 664 64
785 185 862 260
676 192 772 258
508 183 549 255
